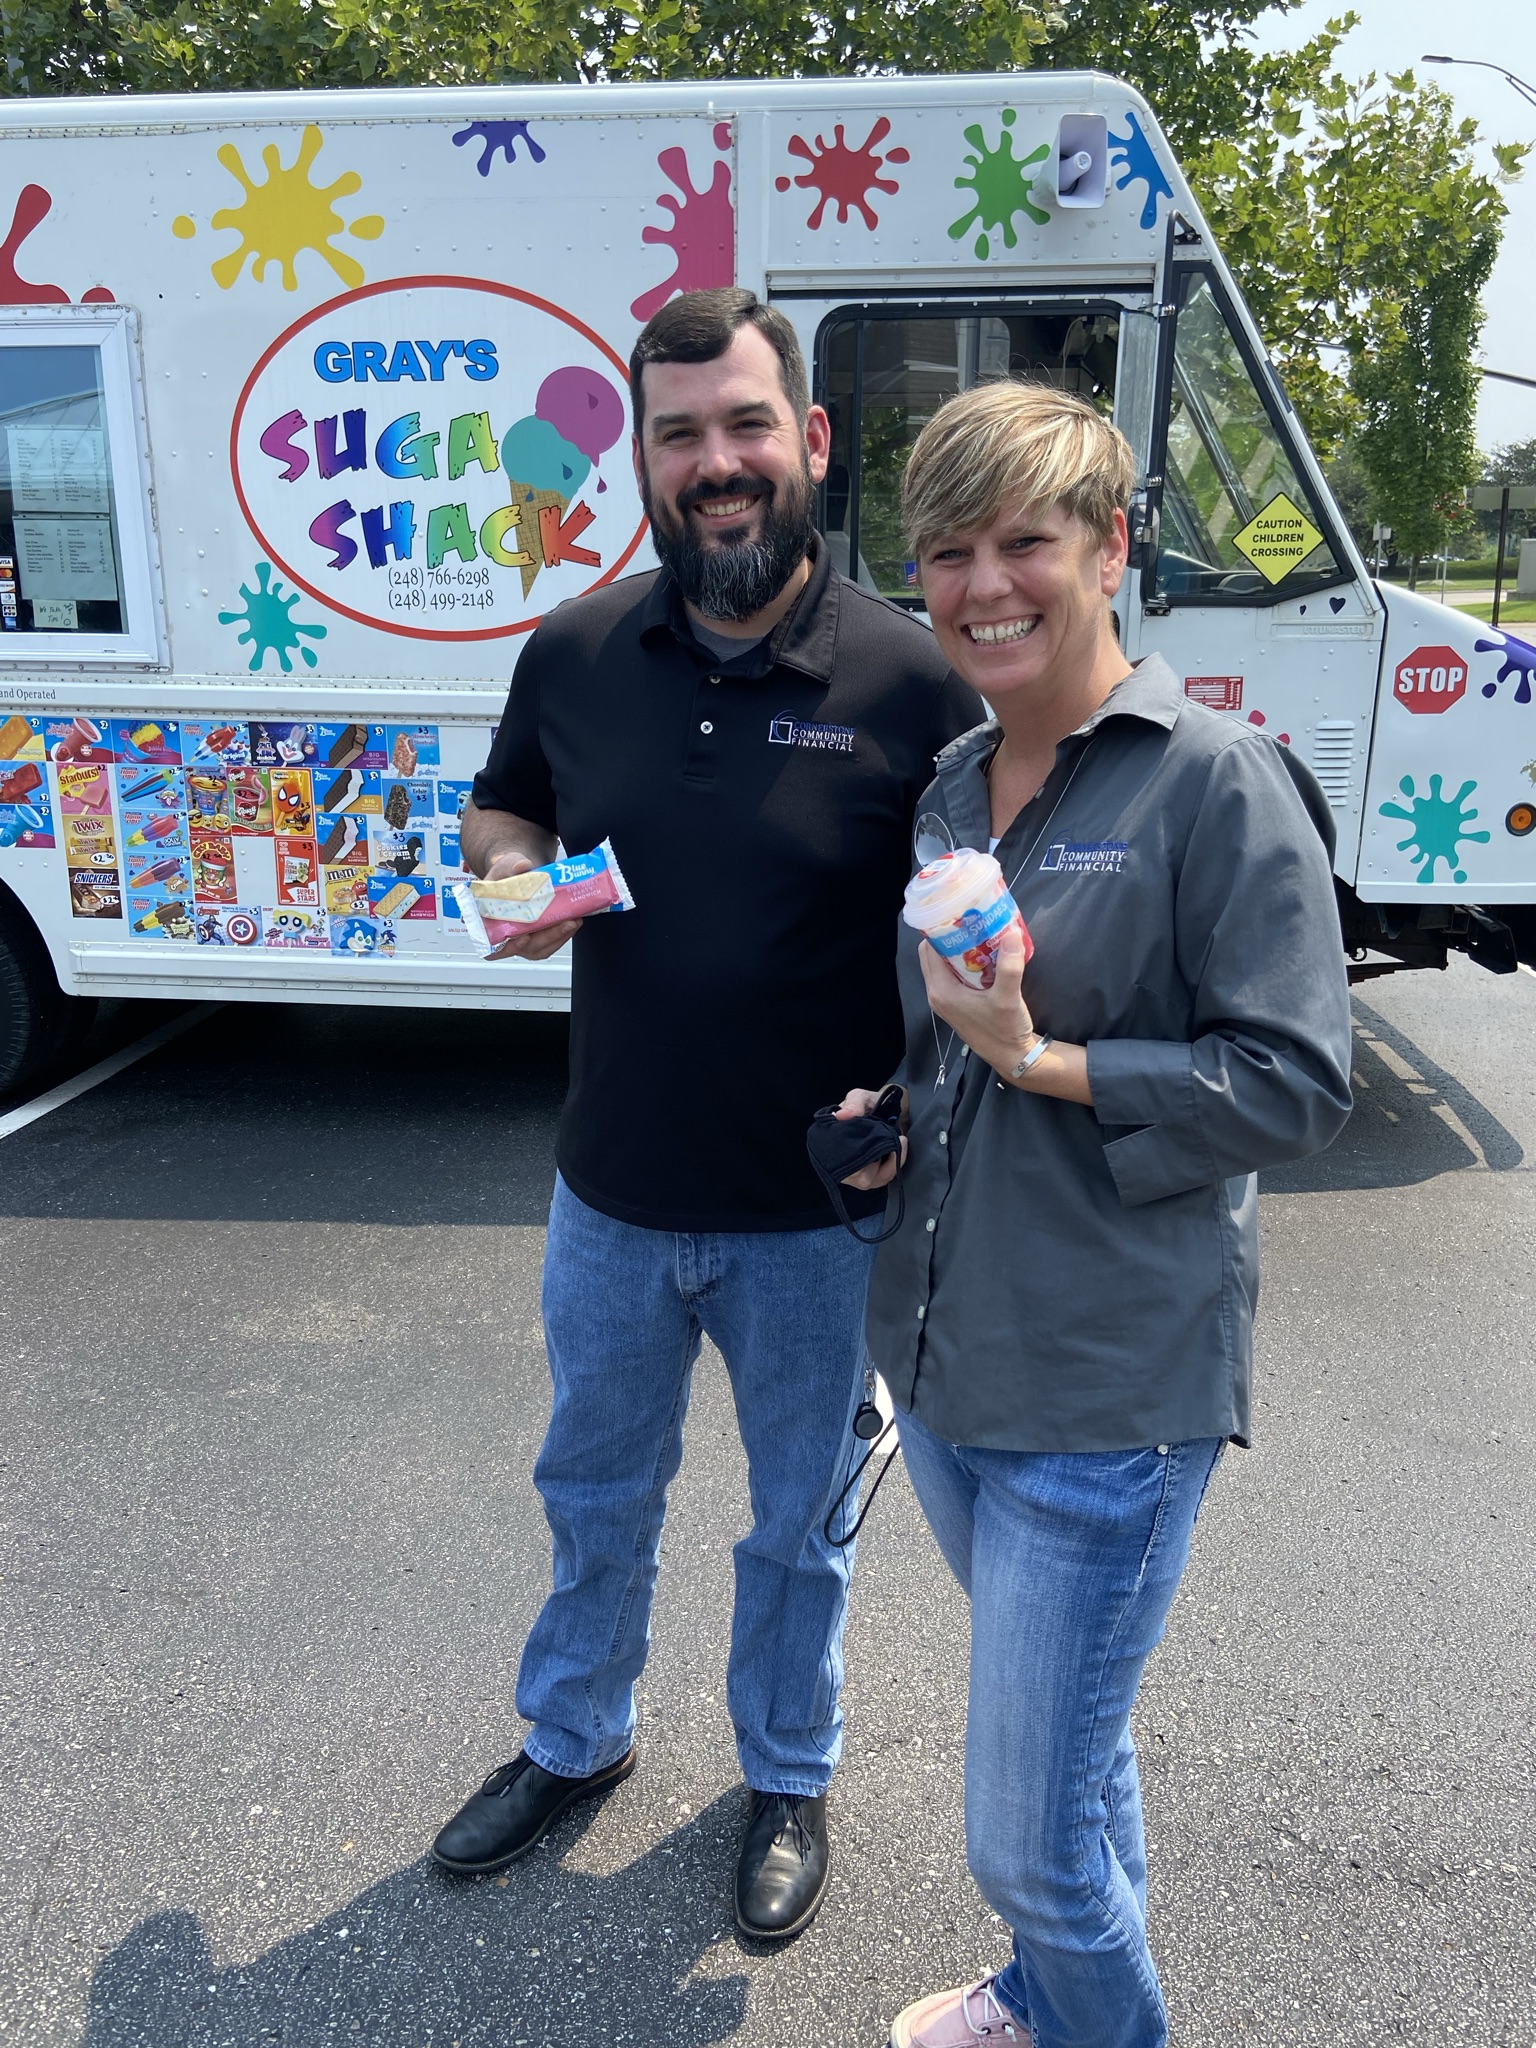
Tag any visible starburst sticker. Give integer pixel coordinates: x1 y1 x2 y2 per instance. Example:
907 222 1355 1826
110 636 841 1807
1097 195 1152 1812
1231 492 1325 584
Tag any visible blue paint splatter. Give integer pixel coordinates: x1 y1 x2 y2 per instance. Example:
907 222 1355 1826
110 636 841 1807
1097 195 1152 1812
1474 629 1536 704
1379 773 1490 885
1108 110 1173 230
452 120 547 177
218 562 326 675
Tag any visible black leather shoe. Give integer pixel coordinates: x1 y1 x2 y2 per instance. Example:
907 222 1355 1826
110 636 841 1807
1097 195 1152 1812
734 1790 830 1941
431 1748 636 1874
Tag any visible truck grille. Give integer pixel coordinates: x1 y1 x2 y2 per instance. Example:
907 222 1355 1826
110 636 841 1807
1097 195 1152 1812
1310 720 1354 808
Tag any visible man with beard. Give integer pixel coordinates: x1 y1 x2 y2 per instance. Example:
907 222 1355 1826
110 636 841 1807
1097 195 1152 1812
436 289 978 1938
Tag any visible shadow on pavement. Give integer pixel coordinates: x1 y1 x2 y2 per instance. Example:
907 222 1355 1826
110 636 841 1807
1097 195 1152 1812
83 1794 748 2048
1262 996 1524 1194
0 1002 570 1227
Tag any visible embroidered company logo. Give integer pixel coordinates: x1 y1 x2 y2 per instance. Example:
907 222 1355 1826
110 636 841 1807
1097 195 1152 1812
1040 839 1128 875
767 711 855 754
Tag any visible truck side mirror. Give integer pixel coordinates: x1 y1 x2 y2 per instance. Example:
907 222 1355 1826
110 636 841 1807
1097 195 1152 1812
1056 115 1108 207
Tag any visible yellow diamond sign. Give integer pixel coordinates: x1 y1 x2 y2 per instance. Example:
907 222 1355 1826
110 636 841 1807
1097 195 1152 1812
1231 491 1325 584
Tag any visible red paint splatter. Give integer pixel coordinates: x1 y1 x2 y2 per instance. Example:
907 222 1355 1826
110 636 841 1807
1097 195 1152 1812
630 130 735 323
1246 710 1291 745
0 184 113 304
774 118 909 231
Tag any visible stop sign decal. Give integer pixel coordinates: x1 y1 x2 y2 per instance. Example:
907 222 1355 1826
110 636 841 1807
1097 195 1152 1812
1394 645 1467 714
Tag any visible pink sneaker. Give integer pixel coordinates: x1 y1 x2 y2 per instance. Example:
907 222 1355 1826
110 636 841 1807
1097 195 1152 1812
889 1976 1029 2046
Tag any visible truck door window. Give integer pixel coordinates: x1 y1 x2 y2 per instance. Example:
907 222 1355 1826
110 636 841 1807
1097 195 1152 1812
0 310 162 662
1155 269 1342 603
819 307 1119 604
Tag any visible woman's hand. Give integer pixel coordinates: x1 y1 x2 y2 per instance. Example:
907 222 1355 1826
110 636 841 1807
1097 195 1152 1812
833 1086 909 1190
920 926 1095 1106
919 922 1037 1074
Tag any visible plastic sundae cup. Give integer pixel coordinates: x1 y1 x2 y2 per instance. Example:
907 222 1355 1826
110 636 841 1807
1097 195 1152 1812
902 847 1032 990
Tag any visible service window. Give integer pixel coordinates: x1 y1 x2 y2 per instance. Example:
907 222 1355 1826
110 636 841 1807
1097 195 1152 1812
817 305 1122 605
0 306 163 664
1153 268 1345 604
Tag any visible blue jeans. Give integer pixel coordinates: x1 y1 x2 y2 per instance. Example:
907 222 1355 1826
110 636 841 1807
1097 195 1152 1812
516 1175 877 1797
897 1407 1225 2048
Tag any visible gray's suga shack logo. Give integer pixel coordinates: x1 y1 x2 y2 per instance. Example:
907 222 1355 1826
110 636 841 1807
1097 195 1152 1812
768 712 856 754
1040 840 1128 874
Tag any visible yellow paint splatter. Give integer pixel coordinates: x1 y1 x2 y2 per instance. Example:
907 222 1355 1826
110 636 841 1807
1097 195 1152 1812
171 215 196 239
206 125 382 292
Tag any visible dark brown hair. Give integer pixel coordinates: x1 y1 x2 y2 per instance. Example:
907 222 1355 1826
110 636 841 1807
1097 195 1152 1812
629 288 810 440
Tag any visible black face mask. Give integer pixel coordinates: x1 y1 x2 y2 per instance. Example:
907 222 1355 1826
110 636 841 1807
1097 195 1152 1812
642 459 817 622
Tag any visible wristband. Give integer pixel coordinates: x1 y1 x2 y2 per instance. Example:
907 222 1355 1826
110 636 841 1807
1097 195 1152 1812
1010 1034 1053 1079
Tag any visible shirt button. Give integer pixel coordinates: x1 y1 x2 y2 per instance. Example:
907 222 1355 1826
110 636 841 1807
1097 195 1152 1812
938 1132 948 1146
916 1305 926 1320
707 674 721 685
699 720 714 734
925 1218 936 1232
1156 1443 1170 1455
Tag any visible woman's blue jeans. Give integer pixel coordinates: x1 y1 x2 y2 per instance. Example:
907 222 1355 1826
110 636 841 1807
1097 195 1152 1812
897 1406 1225 2048
515 1175 877 1797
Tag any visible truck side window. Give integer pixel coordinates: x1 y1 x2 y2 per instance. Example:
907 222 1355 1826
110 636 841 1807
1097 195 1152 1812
0 310 161 661
819 307 1120 605
1155 269 1342 603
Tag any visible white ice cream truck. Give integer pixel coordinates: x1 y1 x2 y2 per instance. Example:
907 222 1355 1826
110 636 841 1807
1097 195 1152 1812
2 71 1533 1092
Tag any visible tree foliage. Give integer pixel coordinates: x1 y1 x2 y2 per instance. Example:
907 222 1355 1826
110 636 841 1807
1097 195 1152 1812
1 0 1523 557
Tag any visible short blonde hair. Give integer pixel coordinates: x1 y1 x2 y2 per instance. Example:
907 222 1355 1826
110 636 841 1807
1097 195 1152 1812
902 381 1135 559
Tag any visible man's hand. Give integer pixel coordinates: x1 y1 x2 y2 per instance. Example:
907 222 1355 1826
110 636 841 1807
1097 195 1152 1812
481 851 582 962
832 1086 909 1190
919 922 1036 1074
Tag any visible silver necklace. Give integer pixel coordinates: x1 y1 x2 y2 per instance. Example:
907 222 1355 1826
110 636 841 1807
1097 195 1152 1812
929 739 1096 1089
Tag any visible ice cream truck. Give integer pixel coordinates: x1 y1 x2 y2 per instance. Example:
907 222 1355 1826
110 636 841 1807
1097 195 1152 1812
2 71 1533 1092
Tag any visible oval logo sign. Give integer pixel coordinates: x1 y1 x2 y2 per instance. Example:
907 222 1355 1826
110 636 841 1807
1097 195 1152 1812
231 276 646 642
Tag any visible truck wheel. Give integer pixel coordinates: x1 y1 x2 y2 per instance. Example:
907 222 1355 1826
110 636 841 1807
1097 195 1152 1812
0 889 97 1098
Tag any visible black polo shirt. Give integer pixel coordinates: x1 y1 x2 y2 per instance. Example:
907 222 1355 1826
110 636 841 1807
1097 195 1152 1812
472 538 980 1232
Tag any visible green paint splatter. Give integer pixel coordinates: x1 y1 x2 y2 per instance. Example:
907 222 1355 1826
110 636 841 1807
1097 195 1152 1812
218 561 328 674
949 110 1049 261
1379 773 1490 885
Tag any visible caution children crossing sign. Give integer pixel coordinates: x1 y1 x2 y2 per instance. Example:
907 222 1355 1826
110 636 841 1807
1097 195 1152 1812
1231 491 1325 585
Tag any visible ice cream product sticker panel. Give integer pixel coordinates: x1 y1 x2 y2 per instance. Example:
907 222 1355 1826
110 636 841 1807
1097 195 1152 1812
0 709 485 953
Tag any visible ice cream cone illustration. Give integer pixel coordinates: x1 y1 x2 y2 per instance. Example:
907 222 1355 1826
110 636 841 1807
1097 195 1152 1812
506 485 568 600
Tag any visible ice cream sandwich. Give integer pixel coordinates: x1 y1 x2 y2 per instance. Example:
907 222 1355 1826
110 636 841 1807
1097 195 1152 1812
322 768 362 812
326 721 368 769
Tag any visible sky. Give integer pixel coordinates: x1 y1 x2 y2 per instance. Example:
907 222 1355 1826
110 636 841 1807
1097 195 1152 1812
1249 0 1536 455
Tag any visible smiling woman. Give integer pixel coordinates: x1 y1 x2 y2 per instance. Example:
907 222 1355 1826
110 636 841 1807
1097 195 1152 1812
837 378 1356 2048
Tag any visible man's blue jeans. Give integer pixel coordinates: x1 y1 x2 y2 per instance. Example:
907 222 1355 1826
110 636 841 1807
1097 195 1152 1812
898 1406 1225 2048
516 1175 877 1797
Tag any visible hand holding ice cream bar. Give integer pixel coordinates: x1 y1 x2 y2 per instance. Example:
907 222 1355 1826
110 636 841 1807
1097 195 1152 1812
454 839 635 956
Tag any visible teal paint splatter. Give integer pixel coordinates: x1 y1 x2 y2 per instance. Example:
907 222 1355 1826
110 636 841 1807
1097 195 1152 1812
1379 773 1490 885
219 562 327 675
949 110 1049 261
1108 110 1173 230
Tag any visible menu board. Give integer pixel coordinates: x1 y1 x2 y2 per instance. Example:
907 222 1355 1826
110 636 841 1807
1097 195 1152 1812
6 425 110 513
13 516 119 601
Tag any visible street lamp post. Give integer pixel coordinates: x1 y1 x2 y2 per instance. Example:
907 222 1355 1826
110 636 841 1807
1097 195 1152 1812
1425 55 1534 616
1421 55 1536 110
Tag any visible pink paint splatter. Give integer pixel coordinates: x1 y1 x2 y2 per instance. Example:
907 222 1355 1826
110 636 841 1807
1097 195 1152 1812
1246 709 1291 746
775 118 909 231
630 123 735 323
0 184 113 304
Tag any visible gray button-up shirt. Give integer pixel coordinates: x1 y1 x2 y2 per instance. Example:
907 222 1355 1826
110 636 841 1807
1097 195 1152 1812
865 655 1353 1453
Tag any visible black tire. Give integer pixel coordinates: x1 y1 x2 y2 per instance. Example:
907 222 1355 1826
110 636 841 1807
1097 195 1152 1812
0 885 98 1098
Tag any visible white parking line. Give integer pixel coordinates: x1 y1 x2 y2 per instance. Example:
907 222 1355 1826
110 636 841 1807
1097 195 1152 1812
0 1004 222 1141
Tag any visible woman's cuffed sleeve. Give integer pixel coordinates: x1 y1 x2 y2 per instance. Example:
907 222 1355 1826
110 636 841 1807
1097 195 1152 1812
1085 736 1353 1208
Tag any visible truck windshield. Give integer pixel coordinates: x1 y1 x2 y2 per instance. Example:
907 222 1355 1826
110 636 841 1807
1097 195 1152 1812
1155 269 1343 603
0 344 126 636
819 307 1120 604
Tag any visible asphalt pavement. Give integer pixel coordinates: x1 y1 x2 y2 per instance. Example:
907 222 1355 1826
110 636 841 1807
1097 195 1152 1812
1 961 1534 2047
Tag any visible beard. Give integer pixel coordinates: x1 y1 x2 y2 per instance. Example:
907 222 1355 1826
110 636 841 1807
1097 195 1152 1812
642 460 817 622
